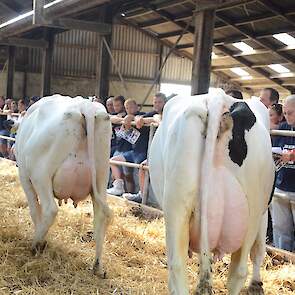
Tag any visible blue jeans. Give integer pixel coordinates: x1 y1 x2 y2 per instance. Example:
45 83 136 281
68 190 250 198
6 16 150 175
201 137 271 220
113 150 146 175
0 129 9 145
271 188 295 251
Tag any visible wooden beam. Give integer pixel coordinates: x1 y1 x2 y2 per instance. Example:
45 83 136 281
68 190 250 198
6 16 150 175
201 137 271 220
0 0 111 38
214 26 295 45
0 0 23 13
138 10 193 28
119 17 193 60
0 37 48 48
175 25 295 48
259 0 295 27
140 8 295 32
124 0 189 18
158 30 190 39
33 0 45 25
270 72 295 79
6 46 16 98
212 62 291 71
230 76 267 82
41 29 54 97
216 14 295 65
215 45 295 93
191 2 216 95
45 18 112 34
98 7 113 100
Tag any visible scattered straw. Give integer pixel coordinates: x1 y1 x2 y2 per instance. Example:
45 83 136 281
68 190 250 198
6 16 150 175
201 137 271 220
0 159 294 294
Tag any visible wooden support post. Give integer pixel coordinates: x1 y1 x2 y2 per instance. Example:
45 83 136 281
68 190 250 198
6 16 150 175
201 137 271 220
98 7 113 100
33 0 45 25
6 46 15 98
156 44 163 89
41 29 54 97
191 1 217 95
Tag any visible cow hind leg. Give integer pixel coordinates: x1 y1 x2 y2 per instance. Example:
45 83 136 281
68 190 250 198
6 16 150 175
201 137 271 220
248 212 268 295
227 218 261 295
30 176 58 253
164 204 190 295
227 248 249 295
19 173 40 227
91 193 112 278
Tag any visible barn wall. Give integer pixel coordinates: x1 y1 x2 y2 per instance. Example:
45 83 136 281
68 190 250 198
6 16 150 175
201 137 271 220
0 24 235 101
0 71 25 98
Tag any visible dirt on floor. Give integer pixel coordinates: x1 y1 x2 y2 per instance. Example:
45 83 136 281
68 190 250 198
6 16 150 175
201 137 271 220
0 159 294 294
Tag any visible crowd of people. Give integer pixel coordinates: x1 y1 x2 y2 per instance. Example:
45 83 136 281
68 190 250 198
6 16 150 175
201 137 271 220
0 96 40 160
0 87 294 252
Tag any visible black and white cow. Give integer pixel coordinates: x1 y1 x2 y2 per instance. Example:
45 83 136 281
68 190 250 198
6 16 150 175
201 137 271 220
149 89 275 295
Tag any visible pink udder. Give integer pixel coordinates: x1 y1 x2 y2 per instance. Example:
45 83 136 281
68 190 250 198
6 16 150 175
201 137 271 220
189 167 249 257
53 149 92 204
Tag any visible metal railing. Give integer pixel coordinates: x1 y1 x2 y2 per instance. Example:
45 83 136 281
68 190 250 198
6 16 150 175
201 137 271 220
0 113 294 204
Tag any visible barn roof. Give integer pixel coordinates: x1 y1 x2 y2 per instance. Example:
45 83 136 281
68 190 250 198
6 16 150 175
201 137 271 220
1 0 295 94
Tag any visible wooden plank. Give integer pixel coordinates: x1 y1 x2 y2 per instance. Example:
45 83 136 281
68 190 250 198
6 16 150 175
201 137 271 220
33 0 45 25
41 29 54 97
0 37 48 48
48 18 111 34
6 46 15 98
266 245 295 263
191 3 216 95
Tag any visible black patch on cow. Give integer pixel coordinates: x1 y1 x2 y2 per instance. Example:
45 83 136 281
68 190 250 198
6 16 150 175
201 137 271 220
228 102 256 166
268 172 277 206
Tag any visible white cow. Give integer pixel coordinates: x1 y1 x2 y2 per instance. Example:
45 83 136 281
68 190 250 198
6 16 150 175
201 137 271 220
15 95 112 275
149 89 275 295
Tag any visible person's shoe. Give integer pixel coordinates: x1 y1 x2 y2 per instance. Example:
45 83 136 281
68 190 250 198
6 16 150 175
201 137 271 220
122 191 142 203
107 179 125 196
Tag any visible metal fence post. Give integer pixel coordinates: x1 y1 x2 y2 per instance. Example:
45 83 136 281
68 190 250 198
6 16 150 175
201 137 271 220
142 124 156 205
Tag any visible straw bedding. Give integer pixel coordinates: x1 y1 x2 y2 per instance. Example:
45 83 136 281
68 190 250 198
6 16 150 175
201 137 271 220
0 159 294 294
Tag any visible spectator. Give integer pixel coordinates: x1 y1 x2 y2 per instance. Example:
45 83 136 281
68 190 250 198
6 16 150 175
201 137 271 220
10 100 18 113
111 96 125 117
0 96 9 158
267 103 285 243
3 98 12 111
269 103 285 130
28 96 40 107
271 95 295 251
106 97 115 114
226 89 243 100
135 92 166 129
108 99 146 195
260 87 279 108
109 95 126 157
122 93 167 203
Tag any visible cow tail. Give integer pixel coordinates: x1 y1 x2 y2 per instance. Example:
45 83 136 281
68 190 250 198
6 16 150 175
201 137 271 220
81 106 112 219
199 94 225 274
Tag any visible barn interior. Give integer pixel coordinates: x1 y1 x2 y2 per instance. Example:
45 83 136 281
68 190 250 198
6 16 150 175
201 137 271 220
0 1 295 294
0 0 295 104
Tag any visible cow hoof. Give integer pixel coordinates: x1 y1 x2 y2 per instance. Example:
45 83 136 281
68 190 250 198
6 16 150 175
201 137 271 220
31 241 47 256
195 283 213 295
92 259 107 279
248 281 264 295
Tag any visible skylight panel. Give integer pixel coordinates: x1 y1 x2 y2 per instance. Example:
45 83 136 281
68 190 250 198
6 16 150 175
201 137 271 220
230 67 250 76
232 42 254 52
273 33 295 46
268 64 290 73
